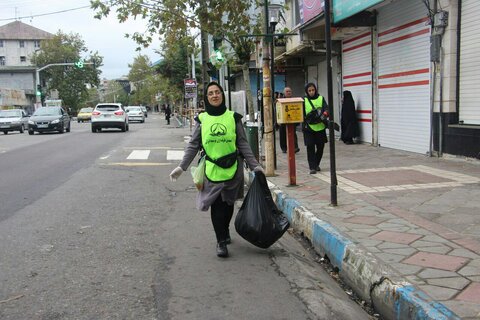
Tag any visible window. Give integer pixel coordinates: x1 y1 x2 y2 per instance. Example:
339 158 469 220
19 40 24 48
0 56 5 66
34 40 40 48
0 40 3 47
20 56 26 62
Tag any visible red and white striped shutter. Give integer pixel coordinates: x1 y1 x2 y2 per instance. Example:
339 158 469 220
459 0 480 125
342 31 373 143
377 0 431 154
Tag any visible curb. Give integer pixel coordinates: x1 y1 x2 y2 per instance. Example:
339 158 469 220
245 172 461 320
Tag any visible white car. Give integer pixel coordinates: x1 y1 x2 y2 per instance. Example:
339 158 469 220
0 109 29 134
91 103 129 132
125 106 145 123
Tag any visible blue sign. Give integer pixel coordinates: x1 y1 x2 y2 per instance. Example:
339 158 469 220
333 0 383 23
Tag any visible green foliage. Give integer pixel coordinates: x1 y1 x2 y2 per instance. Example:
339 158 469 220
31 31 103 112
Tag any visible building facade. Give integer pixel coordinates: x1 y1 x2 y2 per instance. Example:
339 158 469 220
0 21 52 110
274 0 479 159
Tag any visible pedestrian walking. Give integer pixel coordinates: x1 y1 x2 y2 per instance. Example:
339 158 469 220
340 90 359 144
279 87 300 153
165 105 171 125
302 83 328 174
169 82 263 258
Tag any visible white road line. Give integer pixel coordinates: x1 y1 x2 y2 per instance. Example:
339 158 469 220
100 155 110 160
167 150 185 160
127 150 151 160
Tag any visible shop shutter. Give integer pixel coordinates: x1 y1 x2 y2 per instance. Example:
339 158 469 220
342 31 373 143
459 0 480 125
377 0 431 154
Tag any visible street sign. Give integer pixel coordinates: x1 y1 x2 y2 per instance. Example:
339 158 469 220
333 0 383 23
184 79 197 99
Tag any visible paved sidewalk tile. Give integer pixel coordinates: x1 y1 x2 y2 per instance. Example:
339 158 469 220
402 252 470 271
456 282 480 303
371 230 423 244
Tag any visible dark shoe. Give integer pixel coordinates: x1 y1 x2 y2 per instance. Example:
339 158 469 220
295 148 300 153
309 170 317 174
315 166 321 171
282 149 287 153
216 241 229 257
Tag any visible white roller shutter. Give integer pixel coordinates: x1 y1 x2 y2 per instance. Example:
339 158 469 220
342 31 373 143
377 0 431 154
459 0 480 125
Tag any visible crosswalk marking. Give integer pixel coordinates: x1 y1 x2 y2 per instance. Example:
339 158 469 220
103 162 171 166
167 150 185 160
127 150 151 160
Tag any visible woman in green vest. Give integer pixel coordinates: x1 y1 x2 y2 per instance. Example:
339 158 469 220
169 82 263 258
303 82 328 174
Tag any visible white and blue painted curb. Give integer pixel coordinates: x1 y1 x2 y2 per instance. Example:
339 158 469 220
245 172 460 320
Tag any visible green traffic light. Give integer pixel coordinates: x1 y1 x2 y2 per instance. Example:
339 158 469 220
36 91 41 96
74 59 84 69
215 50 224 62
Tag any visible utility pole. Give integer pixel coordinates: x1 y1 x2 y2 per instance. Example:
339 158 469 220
262 0 274 176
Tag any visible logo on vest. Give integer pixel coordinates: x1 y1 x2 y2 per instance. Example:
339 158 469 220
210 123 227 136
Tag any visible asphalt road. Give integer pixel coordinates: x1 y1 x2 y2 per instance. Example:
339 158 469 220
0 114 372 320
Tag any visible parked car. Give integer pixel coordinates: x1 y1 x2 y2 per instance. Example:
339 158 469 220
0 109 29 134
140 106 148 118
77 107 93 122
91 103 129 132
125 106 145 123
28 106 71 135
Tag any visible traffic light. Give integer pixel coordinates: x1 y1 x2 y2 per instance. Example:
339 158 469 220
74 58 84 69
212 37 225 63
36 85 42 96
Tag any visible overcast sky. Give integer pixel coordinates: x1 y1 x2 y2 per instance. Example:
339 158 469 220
0 0 162 79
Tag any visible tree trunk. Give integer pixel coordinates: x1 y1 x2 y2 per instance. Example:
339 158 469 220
242 62 254 122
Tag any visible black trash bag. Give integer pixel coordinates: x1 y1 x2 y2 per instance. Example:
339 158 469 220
234 172 290 249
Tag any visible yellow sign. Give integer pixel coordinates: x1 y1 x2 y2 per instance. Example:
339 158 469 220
276 98 304 124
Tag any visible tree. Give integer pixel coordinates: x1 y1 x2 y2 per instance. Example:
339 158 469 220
32 31 103 111
91 0 260 120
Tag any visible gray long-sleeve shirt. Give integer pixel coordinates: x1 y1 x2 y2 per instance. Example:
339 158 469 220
179 115 260 211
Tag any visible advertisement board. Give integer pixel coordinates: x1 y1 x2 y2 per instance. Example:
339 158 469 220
333 0 383 23
184 79 197 99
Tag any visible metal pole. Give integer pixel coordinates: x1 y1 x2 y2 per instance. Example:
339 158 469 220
270 26 277 169
227 65 232 111
324 0 338 206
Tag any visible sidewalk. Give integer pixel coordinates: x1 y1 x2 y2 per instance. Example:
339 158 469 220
253 132 480 320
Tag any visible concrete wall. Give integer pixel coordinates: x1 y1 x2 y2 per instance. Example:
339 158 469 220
0 39 37 66
0 71 35 91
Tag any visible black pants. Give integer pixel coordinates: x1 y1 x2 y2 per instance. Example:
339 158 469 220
279 124 298 152
306 141 325 170
211 195 234 243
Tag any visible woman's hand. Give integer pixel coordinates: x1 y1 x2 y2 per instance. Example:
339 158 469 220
253 166 264 174
169 167 184 181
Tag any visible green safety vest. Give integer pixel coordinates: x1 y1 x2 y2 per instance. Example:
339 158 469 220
304 96 326 132
199 111 238 182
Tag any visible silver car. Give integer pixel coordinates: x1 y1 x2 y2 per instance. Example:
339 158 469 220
126 106 145 123
0 109 29 134
91 103 129 132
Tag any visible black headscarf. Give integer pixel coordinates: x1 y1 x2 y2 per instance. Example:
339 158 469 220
305 82 319 100
204 82 227 116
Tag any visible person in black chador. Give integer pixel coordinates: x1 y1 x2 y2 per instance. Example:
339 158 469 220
165 105 172 125
303 83 328 174
340 90 359 144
